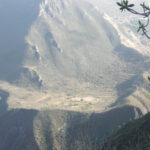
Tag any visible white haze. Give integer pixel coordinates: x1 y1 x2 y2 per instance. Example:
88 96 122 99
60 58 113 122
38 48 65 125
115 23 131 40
0 0 150 113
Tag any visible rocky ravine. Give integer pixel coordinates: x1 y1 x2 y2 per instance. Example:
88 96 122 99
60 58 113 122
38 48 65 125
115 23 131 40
0 0 150 149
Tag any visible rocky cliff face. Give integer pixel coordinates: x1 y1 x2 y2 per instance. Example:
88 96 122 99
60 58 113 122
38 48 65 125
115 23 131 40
0 0 150 149
23 0 144 91
0 0 147 112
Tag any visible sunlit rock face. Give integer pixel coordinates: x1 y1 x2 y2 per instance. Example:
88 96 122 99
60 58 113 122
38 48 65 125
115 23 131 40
0 1 150 149
24 0 120 88
23 0 143 90
0 0 149 112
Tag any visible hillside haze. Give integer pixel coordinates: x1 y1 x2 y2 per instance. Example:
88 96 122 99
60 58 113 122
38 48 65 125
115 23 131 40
0 0 149 112
0 0 150 149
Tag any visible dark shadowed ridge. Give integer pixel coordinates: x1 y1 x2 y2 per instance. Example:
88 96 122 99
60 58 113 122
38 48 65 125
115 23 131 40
65 105 142 150
0 109 39 150
0 92 142 150
0 89 9 115
0 89 40 150
100 112 150 150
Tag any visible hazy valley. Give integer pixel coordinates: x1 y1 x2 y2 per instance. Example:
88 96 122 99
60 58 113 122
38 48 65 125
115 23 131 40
0 0 150 149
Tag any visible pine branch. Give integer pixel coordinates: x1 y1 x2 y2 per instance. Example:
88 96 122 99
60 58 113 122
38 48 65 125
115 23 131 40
117 0 150 39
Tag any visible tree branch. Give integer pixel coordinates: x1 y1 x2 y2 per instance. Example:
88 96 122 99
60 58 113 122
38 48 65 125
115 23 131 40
117 0 150 39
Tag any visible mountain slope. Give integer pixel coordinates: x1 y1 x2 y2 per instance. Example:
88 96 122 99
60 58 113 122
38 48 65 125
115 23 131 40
100 112 150 150
0 0 148 112
0 0 150 149
23 0 145 90
0 97 142 150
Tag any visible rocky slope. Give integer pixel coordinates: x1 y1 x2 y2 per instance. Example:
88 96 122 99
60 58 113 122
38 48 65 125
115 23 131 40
0 0 150 149
100 112 150 150
0 92 142 150
0 0 150 112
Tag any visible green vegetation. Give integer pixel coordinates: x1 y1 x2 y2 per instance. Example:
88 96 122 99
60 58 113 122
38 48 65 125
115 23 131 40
117 0 150 39
100 112 150 150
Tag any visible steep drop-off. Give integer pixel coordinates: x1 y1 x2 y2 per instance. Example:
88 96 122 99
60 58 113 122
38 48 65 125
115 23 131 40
100 112 150 150
0 0 150 149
